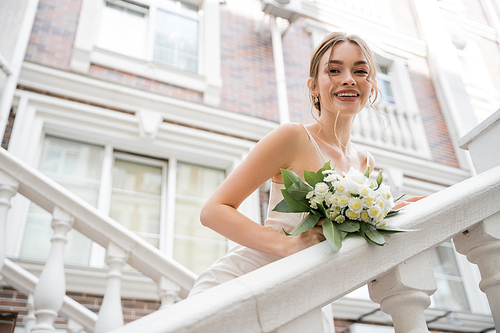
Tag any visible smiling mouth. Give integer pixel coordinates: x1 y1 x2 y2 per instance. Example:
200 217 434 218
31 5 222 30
335 93 359 97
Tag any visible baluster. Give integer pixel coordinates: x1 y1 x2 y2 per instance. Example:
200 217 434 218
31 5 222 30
25 294 36 332
158 276 180 309
0 170 19 272
396 108 413 150
368 252 437 333
94 242 129 333
387 105 402 147
32 206 74 333
454 212 500 328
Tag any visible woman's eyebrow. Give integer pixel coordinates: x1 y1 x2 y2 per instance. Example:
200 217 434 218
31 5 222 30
325 60 368 66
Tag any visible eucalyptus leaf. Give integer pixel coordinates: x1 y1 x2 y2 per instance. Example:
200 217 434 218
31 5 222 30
365 224 386 246
288 182 313 201
316 161 332 177
288 213 320 235
385 210 400 218
322 219 342 252
316 202 328 217
337 221 360 233
377 226 419 234
304 170 323 187
273 199 302 213
281 189 311 212
280 168 303 189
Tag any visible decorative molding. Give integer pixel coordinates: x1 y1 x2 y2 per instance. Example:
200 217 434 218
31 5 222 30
18 62 276 142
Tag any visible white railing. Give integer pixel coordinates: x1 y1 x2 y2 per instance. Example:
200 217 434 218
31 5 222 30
106 163 500 333
0 147 197 332
352 103 429 157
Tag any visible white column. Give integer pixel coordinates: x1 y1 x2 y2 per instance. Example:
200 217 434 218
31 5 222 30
25 294 36 333
368 252 437 333
202 0 222 107
158 276 180 309
271 16 290 124
94 242 129 333
454 212 500 328
32 207 74 333
0 170 18 271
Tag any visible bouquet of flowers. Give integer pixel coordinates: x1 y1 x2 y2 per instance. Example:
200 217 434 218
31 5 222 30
273 161 410 252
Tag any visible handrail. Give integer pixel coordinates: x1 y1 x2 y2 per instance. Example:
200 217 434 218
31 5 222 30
0 147 196 298
108 165 500 333
1 258 97 331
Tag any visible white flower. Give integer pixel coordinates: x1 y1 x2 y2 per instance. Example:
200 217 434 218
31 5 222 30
359 185 372 197
338 195 349 208
348 197 363 213
314 182 329 197
334 179 348 194
322 169 334 175
306 191 314 199
344 167 370 194
360 210 370 223
324 192 333 206
368 205 382 219
324 174 337 182
363 195 376 207
345 209 359 220
335 215 345 224
327 209 339 220
310 201 318 209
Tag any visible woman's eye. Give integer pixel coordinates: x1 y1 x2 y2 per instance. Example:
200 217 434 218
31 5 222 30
355 69 369 75
329 68 340 74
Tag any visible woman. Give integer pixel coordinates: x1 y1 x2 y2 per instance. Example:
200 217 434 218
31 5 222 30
189 32 420 297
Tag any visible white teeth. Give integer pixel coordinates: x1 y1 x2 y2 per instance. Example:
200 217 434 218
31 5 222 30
336 93 358 97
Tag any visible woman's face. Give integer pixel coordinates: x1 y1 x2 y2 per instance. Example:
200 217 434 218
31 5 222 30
311 42 373 116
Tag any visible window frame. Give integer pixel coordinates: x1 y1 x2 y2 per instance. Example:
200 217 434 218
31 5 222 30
71 0 222 106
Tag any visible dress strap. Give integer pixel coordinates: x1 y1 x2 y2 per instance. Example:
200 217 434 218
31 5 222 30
300 124 326 163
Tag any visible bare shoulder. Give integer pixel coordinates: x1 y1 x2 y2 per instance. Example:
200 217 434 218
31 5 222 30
259 122 309 148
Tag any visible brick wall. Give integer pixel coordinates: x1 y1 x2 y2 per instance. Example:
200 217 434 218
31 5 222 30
388 0 421 39
218 1 280 122
407 56 460 167
1 109 15 150
0 285 160 328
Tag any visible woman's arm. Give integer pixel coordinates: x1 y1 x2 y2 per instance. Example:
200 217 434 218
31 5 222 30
200 123 325 257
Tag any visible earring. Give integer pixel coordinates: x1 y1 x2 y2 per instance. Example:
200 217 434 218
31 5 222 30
313 95 319 103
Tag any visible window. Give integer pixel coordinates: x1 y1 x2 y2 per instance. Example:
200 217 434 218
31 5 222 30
96 0 200 73
19 136 102 265
377 65 396 105
429 241 470 311
19 136 227 273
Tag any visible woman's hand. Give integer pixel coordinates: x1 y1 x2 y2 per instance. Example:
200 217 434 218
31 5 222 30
393 195 428 210
281 219 326 257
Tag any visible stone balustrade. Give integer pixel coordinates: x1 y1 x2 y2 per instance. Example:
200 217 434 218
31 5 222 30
0 147 195 332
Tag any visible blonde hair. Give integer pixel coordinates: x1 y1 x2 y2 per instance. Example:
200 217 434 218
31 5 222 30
308 32 380 116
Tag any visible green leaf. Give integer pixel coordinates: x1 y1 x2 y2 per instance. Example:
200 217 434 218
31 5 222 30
316 161 332 178
337 220 360 233
385 210 400 218
316 202 328 217
376 226 418 234
364 224 386 246
322 219 343 252
273 199 302 213
304 170 323 187
364 164 371 178
280 189 311 212
340 231 348 239
288 182 313 201
282 227 291 236
280 168 303 189
394 193 406 202
288 213 320 235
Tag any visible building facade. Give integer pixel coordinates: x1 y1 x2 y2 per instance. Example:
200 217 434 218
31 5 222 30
0 0 499 331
